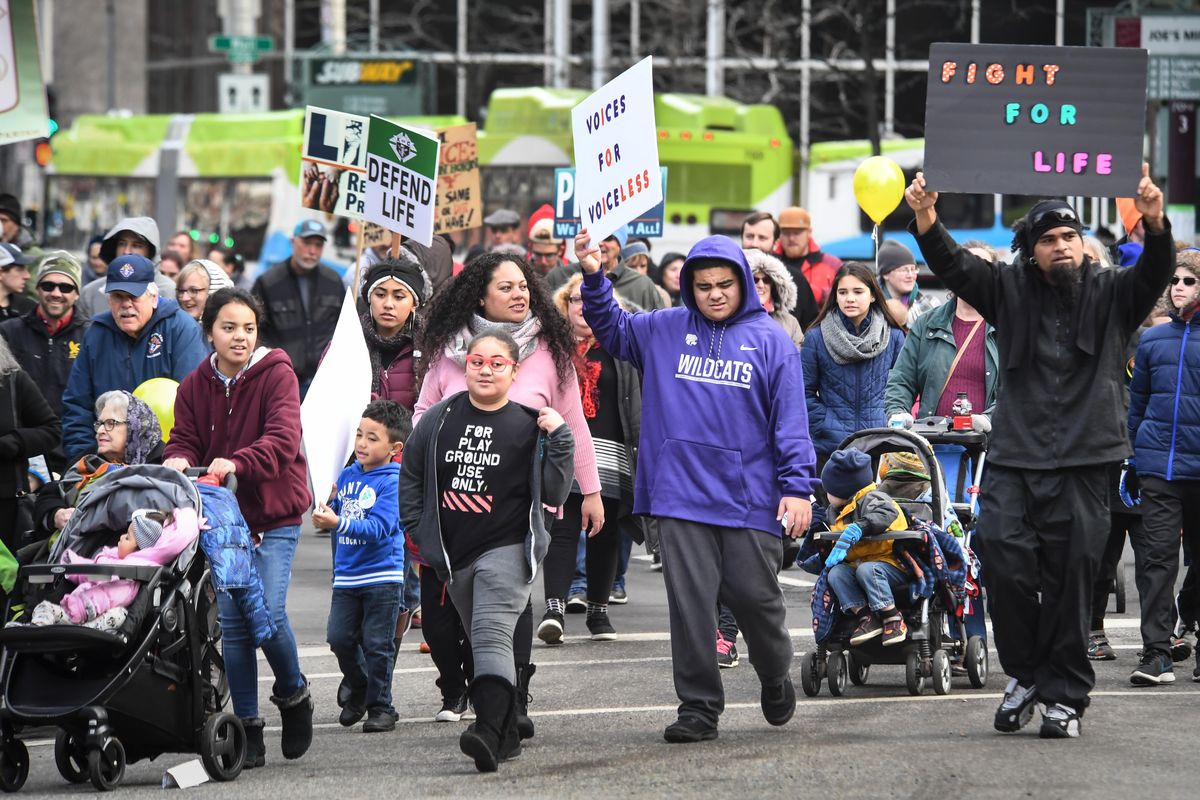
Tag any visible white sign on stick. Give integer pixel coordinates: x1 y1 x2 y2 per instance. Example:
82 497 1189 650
570 56 663 244
364 115 440 246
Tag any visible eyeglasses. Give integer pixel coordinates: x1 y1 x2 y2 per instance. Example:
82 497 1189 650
93 418 128 432
1030 206 1079 227
178 287 208 297
567 296 584 306
891 266 920 275
466 356 516 373
1172 275 1199 287
37 281 77 294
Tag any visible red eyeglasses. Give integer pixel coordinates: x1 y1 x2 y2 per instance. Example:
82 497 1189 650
466 356 516 373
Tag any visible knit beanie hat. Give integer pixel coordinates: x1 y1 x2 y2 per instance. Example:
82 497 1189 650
821 448 874 500
131 509 164 550
876 240 915 277
360 257 428 308
1013 200 1084 262
36 251 84 291
878 451 930 482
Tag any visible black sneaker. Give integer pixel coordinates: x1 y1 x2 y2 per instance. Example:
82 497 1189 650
761 677 796 726
435 695 468 723
650 552 662 572
663 715 718 743
609 587 628 604
338 703 366 727
1170 636 1193 663
849 612 883 645
1038 703 1081 739
1087 631 1116 661
716 633 739 668
537 610 565 645
363 708 398 733
566 593 587 613
586 610 618 641
994 678 1039 733
1130 650 1175 686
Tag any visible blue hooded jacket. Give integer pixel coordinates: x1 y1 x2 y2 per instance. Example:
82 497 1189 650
581 236 818 536
1128 314 1200 481
61 297 207 462
329 461 405 588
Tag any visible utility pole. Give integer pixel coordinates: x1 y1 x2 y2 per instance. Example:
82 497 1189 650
554 0 570 88
284 0 294 105
706 0 725 96
884 0 895 137
799 0 810 207
592 0 608 89
457 0 468 117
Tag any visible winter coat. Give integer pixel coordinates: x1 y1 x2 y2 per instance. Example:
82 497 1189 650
881 283 941 324
745 249 805 350
0 369 60 498
374 339 417 410
780 240 842 306
802 310 906 458
60 298 207 462
330 461 404 588
252 259 346 384
0 292 35 322
580 235 819 536
400 392 575 582
1128 314 1200 481
911 219 1175 469
195 482 277 646
884 299 999 419
545 261 668 311
164 349 312 533
0 308 91 416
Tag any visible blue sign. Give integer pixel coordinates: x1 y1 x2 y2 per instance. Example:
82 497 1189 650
554 167 668 239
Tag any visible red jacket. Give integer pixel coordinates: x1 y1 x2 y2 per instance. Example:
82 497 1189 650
165 348 312 533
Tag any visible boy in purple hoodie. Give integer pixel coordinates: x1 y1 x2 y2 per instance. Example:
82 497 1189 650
575 228 818 743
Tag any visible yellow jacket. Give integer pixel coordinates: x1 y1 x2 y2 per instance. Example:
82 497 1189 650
828 483 909 569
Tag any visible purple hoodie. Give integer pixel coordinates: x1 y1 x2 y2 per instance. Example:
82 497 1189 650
581 236 818 536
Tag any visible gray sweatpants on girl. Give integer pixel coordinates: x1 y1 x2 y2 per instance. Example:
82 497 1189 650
659 518 793 726
447 543 531 686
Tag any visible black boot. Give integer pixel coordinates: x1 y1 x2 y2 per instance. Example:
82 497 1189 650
241 717 265 769
270 679 314 760
514 663 536 740
458 675 520 773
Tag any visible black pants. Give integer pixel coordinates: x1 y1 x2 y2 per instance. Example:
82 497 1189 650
1089 510 1140 631
420 566 473 703
1132 477 1200 656
543 493 621 605
975 464 1108 710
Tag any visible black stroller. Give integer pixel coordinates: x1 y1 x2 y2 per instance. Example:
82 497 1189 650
0 465 245 792
799 428 989 698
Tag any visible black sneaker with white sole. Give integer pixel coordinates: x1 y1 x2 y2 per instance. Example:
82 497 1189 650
586 609 618 641
537 610 565 645
994 678 1039 733
1038 703 1081 739
1130 650 1175 685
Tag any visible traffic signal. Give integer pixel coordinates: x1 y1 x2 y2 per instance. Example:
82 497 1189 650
35 86 58 168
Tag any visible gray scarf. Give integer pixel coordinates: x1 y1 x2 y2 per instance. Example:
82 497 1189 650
821 307 890 365
444 313 543 367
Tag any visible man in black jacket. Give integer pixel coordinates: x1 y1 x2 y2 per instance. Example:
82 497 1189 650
905 163 1173 739
252 220 343 397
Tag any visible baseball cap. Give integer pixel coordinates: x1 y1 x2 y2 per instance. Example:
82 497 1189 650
779 207 812 230
104 254 157 296
293 219 328 240
0 242 34 269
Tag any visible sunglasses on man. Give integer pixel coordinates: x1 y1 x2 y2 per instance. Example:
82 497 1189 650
37 281 77 294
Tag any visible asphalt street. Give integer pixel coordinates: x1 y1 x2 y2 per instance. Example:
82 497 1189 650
10 530 1200 799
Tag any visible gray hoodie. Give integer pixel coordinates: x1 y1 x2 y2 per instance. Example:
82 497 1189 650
76 217 175 318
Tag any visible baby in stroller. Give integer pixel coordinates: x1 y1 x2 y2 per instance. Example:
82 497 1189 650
819 448 912 647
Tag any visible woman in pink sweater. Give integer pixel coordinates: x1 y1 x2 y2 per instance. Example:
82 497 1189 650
414 251 602 735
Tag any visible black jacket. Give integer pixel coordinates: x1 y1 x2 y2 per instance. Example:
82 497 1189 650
777 254 822 331
0 309 91 416
0 293 35 323
911 219 1175 469
0 370 61 498
252 260 344 383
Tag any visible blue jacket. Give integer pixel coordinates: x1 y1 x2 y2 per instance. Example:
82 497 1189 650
1128 315 1200 481
195 482 277 647
329 461 404 588
581 235 818 537
61 298 207 461
802 311 905 457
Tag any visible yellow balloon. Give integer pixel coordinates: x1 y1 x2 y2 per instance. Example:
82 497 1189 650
133 378 179 443
853 156 906 225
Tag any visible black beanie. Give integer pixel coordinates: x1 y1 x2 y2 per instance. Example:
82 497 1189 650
360 258 427 307
820 448 874 500
1020 200 1084 257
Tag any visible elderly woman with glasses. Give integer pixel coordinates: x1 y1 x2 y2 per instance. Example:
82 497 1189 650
876 240 941 326
175 259 236 322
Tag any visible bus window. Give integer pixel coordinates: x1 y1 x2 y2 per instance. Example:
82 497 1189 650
43 176 156 250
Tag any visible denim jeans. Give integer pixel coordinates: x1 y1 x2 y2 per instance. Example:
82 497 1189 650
402 558 421 612
612 527 634 592
572 526 635 595
327 583 402 714
826 560 908 612
218 524 306 719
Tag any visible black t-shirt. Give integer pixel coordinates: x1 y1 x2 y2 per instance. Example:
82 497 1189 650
584 345 623 443
435 399 537 570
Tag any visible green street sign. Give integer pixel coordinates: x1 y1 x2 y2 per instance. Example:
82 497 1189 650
208 35 274 64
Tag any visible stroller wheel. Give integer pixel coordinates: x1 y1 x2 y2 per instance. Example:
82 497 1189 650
905 651 926 696
54 730 88 784
87 738 125 792
828 651 848 697
847 652 869 686
0 740 29 793
799 651 822 697
931 649 952 696
965 636 989 689
200 713 246 782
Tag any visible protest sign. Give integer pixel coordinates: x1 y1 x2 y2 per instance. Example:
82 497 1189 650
434 122 482 234
301 106 369 218
923 43 1148 197
554 167 668 239
364 115 440 246
360 221 390 247
0 0 50 145
570 56 663 242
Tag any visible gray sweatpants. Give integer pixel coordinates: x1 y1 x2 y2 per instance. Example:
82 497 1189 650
659 518 793 726
447 543 531 686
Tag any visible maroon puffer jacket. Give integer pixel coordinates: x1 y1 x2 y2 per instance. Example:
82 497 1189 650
375 341 417 411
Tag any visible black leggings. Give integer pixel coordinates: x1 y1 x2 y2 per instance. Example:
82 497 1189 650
543 494 621 604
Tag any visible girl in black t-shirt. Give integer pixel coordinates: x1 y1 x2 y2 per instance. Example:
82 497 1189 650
400 330 574 772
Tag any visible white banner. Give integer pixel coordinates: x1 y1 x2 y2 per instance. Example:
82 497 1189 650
300 106 370 218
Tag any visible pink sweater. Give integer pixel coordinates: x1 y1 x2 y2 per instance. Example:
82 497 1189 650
415 341 601 496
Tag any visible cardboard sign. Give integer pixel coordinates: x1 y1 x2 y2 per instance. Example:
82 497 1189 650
433 122 482 234
360 221 389 247
570 56 663 242
0 0 50 145
923 43 1148 197
364 116 440 246
301 106 370 218
554 167 668 239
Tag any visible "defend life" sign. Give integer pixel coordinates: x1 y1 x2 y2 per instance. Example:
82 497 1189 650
364 116 440 246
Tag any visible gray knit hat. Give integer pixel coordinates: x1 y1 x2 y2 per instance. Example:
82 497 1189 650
131 509 164 550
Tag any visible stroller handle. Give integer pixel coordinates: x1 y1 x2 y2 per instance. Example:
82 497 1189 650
183 466 239 494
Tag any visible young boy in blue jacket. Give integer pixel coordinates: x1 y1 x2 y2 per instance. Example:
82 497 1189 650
313 399 411 733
